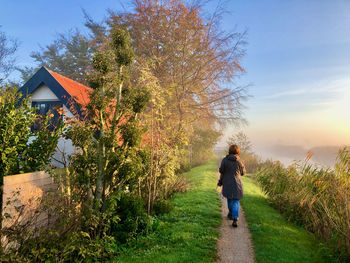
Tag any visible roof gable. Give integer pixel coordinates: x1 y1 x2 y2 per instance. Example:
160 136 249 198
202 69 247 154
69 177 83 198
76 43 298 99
19 67 92 116
31 84 60 101
49 70 91 107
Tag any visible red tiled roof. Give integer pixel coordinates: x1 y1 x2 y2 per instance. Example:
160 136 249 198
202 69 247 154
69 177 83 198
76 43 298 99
49 70 92 107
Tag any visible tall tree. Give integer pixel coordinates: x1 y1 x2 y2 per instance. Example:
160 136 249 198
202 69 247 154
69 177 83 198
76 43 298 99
0 27 18 82
65 25 150 233
109 0 247 127
227 131 252 154
23 1 247 127
108 0 247 170
18 12 106 85
24 30 94 85
21 1 248 200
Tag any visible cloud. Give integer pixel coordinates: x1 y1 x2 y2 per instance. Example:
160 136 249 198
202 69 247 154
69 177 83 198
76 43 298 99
262 77 350 102
262 89 307 99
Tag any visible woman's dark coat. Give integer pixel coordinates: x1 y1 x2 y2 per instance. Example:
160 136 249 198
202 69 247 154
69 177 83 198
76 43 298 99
219 154 246 200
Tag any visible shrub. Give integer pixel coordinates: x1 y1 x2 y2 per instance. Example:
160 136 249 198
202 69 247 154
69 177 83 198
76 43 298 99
0 189 153 262
0 87 63 251
161 174 188 200
241 152 262 173
111 193 151 244
176 160 192 174
0 87 63 176
152 199 173 215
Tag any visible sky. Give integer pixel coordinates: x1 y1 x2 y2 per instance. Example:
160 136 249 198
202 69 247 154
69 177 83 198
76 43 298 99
229 0 350 151
1 0 349 154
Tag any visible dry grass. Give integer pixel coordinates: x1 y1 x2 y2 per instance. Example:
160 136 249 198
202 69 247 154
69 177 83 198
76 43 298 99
257 148 350 261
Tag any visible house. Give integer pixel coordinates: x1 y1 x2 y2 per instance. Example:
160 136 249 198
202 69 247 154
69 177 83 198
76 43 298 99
19 66 92 167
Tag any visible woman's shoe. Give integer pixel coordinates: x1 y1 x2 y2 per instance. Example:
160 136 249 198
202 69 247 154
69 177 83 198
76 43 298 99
232 218 238 227
227 213 233 220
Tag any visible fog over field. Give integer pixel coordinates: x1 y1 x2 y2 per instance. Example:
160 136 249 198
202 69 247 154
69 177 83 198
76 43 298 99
254 144 343 167
216 135 346 168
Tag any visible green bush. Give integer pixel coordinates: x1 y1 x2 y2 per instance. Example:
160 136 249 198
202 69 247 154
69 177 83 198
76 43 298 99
111 193 151 244
153 199 173 215
1 229 116 262
0 87 63 176
0 191 153 262
176 160 192 174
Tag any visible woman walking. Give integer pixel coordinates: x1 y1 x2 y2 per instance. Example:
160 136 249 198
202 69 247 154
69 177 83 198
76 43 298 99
218 144 246 227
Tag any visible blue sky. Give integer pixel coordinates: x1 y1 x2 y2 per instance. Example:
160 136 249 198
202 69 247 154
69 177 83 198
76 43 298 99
1 0 349 149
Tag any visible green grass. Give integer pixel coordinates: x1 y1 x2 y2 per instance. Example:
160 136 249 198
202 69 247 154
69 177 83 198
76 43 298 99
241 175 337 263
116 160 221 263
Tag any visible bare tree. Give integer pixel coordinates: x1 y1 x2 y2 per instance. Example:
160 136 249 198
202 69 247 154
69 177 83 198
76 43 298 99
18 12 106 85
227 131 252 154
0 27 18 82
108 0 248 128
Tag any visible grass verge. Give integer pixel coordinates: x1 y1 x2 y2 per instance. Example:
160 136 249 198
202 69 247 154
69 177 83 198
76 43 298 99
116 160 221 263
241 175 338 263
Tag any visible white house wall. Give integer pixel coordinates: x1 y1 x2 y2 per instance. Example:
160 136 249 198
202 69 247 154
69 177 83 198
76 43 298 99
50 105 76 168
30 84 60 101
50 104 76 168
51 137 75 168
30 85 76 168
62 104 74 121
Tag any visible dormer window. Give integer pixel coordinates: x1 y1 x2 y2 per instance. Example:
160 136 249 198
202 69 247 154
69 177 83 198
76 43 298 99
31 101 63 131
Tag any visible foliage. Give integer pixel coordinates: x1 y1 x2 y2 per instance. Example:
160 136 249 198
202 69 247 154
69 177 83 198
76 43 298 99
111 193 152 244
152 199 173 215
0 87 62 234
117 160 221 263
5 1 249 259
1 25 151 262
226 131 268 173
111 0 246 178
190 127 222 167
107 0 247 211
256 148 350 261
19 31 99 85
21 0 247 178
240 175 337 263
0 172 152 262
227 131 252 154
0 86 62 177
133 63 187 213
0 27 18 82
63 25 150 238
1 221 116 262
240 152 274 174
110 0 247 124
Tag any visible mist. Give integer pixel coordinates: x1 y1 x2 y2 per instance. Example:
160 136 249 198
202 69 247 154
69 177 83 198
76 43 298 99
216 131 347 167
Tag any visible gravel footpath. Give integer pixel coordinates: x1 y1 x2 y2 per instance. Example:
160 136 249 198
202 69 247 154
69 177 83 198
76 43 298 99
216 195 255 263
216 157 255 263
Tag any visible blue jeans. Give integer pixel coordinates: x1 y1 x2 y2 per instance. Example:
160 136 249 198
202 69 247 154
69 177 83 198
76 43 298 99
227 199 240 219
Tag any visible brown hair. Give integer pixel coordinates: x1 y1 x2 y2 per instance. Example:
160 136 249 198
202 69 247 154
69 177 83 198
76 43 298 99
229 144 240 155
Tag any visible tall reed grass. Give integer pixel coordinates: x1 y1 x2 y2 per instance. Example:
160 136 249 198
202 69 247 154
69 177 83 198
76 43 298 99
257 148 350 261
241 152 274 174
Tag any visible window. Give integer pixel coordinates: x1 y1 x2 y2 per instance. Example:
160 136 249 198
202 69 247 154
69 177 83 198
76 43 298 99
31 101 63 131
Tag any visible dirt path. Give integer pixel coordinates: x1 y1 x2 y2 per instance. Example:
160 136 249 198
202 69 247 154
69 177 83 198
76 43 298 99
216 157 255 263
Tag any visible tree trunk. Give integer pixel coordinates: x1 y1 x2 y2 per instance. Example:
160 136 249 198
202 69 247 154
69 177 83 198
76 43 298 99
95 88 106 207
0 176 3 247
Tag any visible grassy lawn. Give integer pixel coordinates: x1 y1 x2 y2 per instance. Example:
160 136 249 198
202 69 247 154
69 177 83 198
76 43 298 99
241 175 338 263
116 160 221 263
